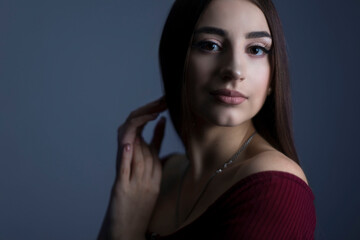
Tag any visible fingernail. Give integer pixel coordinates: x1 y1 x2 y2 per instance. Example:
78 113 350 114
124 143 131 152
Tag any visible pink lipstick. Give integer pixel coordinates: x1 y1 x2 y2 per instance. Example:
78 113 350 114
210 89 248 105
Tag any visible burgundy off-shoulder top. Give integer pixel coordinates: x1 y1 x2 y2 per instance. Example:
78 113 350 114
146 171 316 240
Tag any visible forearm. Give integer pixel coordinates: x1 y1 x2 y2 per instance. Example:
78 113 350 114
97 212 147 240
98 234 146 240
98 231 146 240
98 228 146 240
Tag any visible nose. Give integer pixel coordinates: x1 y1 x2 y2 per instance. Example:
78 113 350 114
219 49 245 82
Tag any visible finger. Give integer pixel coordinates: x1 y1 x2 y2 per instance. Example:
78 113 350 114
150 117 166 155
119 113 159 146
131 137 144 181
117 143 133 183
133 102 167 136
140 137 153 180
127 96 167 120
135 113 160 137
150 147 162 181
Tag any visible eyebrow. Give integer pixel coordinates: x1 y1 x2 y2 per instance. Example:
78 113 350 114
193 26 272 39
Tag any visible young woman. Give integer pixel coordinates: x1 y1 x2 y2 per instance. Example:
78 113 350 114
98 0 316 239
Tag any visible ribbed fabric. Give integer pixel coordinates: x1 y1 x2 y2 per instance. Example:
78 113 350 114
146 171 316 240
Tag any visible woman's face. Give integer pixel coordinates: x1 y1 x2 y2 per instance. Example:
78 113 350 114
186 0 272 127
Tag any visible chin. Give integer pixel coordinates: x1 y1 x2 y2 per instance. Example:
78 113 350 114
196 108 251 128
214 116 250 127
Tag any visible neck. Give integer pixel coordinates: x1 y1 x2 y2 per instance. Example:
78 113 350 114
185 119 256 182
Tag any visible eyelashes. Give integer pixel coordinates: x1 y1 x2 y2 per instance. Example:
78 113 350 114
192 40 272 56
248 45 271 55
192 41 222 52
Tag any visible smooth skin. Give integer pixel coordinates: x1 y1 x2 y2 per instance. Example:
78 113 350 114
98 97 167 240
99 0 309 238
185 0 274 180
148 0 308 235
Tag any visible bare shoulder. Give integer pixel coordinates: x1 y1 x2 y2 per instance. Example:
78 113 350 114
239 150 309 185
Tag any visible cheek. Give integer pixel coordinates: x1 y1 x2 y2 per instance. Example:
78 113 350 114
256 67 270 94
247 61 271 109
186 53 217 88
186 54 217 105
250 58 270 86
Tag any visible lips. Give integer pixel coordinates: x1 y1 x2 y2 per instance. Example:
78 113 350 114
210 89 248 98
210 89 248 105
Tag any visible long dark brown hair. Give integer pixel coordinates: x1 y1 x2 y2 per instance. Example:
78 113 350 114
159 0 300 165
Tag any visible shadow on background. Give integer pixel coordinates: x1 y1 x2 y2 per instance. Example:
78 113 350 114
0 0 359 239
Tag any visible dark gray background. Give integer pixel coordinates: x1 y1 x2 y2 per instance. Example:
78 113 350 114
1 0 359 239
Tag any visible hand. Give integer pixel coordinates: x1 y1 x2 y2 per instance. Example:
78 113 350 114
98 96 167 240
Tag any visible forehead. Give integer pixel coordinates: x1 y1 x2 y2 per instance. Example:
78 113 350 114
195 0 270 34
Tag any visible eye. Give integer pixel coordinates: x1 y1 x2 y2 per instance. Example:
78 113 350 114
248 45 271 56
192 40 222 52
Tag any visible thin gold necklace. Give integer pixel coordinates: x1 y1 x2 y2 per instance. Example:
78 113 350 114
175 131 257 228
